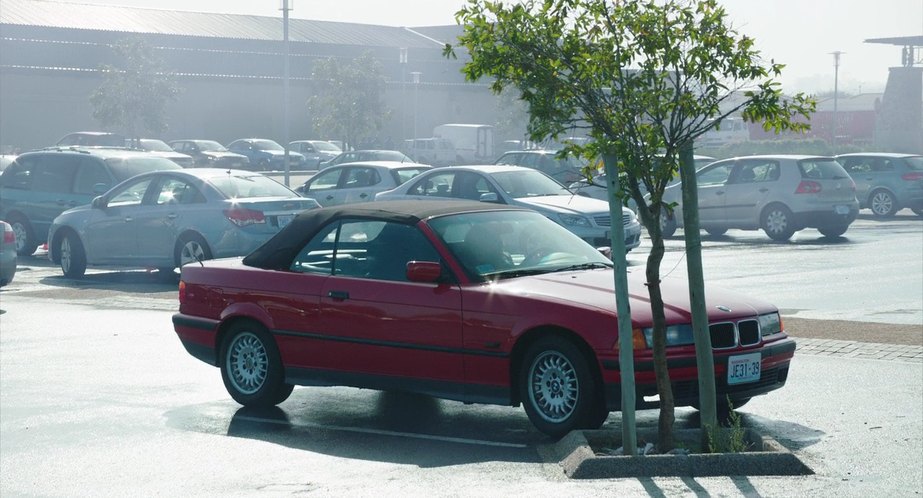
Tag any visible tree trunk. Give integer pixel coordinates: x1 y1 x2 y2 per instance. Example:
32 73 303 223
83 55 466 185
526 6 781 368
645 225 676 452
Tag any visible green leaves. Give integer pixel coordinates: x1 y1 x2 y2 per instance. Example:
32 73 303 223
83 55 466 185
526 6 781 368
90 38 179 138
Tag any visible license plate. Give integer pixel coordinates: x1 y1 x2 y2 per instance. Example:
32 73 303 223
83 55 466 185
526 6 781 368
835 205 850 215
727 352 761 385
277 214 293 228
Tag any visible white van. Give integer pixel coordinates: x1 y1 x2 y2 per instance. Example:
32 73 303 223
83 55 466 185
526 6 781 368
699 117 750 148
433 124 494 164
401 137 457 166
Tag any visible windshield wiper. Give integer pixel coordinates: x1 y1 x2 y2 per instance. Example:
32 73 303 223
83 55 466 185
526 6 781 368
483 268 552 279
549 262 613 273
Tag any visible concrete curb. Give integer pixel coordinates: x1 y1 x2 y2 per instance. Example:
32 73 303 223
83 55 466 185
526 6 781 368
552 428 814 479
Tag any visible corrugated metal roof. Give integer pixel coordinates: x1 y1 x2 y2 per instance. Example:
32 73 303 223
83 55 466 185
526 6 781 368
0 0 447 48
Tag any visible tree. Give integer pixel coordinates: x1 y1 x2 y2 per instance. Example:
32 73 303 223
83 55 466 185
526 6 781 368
307 52 391 150
448 0 814 452
90 38 179 141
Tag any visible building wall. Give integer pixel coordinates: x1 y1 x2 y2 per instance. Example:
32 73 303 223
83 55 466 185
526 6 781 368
876 66 923 153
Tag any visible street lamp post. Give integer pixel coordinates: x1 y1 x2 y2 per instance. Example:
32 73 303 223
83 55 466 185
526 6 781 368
400 48 407 142
830 51 844 150
282 0 292 186
410 71 421 142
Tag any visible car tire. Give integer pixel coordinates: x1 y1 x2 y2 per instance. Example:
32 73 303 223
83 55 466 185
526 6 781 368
220 321 293 407
660 211 677 238
869 189 898 217
175 233 212 268
912 207 923 218
818 224 849 238
59 230 87 278
761 204 796 241
519 336 603 438
257 159 271 171
8 214 38 256
704 227 728 237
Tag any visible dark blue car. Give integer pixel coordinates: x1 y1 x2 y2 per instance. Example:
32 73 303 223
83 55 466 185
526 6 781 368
226 138 307 171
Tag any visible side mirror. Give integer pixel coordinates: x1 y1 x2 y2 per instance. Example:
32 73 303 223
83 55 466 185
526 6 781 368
91 196 107 209
479 192 500 203
406 261 442 283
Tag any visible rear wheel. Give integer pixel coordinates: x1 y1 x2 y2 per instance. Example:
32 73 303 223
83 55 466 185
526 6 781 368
761 204 796 241
819 224 849 238
519 336 604 438
8 215 38 256
220 321 293 406
59 231 86 278
704 227 728 237
869 189 897 217
175 233 212 268
913 207 923 217
257 159 271 171
660 211 677 238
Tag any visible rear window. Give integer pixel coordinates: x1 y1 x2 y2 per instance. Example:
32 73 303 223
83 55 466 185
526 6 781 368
106 156 183 181
798 159 850 180
905 156 923 171
207 173 296 199
392 167 430 185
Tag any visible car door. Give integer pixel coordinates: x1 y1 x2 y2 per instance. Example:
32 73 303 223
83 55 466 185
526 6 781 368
30 154 84 237
840 156 874 204
694 160 734 224
288 219 465 389
132 175 202 265
722 158 781 226
302 167 345 206
339 166 381 204
83 176 156 263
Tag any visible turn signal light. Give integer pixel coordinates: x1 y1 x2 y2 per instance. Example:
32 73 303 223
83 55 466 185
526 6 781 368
224 208 266 227
794 180 821 194
615 328 649 350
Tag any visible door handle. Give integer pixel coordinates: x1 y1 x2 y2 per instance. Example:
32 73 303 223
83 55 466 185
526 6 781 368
327 290 349 300
167 213 178 219
325 195 335 200
359 193 368 199
124 217 133 222
759 188 769 193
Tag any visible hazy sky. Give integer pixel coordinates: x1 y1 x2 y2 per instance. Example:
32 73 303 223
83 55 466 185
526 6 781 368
73 0 923 95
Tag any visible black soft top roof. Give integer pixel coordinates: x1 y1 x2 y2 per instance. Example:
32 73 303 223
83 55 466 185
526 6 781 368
243 199 524 270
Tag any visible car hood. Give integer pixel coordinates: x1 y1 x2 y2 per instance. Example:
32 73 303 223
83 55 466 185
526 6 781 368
514 194 622 216
203 151 247 159
492 269 776 325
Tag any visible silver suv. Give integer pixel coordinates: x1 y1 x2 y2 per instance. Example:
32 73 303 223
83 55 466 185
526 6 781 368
835 153 923 217
660 155 859 241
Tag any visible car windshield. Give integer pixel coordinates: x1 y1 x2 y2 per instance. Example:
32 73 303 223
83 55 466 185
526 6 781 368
427 209 612 280
137 139 174 152
207 172 296 199
490 170 572 198
197 141 228 152
252 140 284 151
371 151 412 162
312 141 341 152
106 156 182 181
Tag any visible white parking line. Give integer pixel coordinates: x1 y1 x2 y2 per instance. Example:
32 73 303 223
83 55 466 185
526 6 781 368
232 414 530 448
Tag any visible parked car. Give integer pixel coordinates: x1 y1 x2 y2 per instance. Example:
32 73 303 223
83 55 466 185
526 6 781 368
660 155 859 240
168 139 251 169
835 153 923 217
173 200 796 437
47 168 320 278
401 137 458 166
127 139 195 168
376 164 642 251
288 140 342 169
295 161 431 206
570 155 716 202
0 148 183 256
320 150 414 169
226 138 307 171
55 131 126 147
494 149 589 185
0 220 16 287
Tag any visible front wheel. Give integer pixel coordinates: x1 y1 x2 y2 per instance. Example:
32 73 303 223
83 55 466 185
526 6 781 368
761 205 796 241
519 336 603 438
59 231 87 278
660 211 677 238
220 321 293 406
704 227 728 237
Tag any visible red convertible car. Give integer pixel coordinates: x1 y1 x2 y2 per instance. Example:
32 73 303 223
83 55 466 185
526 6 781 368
173 200 795 437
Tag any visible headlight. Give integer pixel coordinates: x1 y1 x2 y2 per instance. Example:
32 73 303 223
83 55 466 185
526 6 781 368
642 324 695 348
558 213 591 227
759 312 782 336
